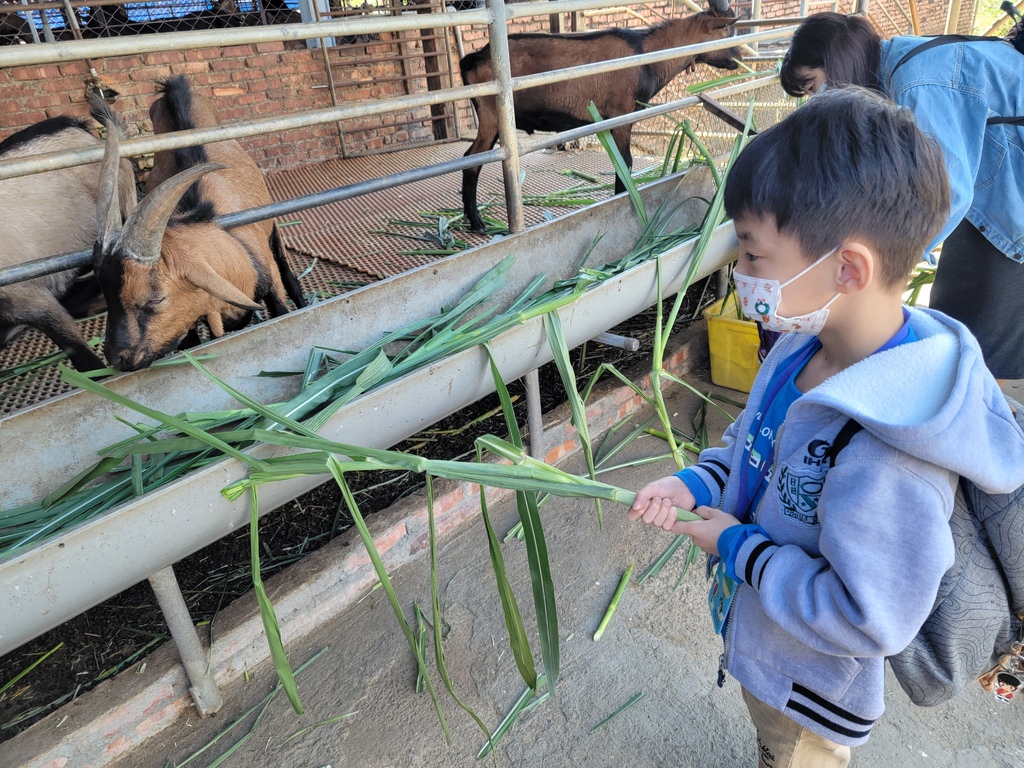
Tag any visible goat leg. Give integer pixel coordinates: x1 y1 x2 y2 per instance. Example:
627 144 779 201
12 296 106 372
462 108 499 235
269 225 307 310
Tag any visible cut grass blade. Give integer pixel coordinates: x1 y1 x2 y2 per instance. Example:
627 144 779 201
425 474 495 747
328 459 450 743
593 564 634 641
283 711 358 745
587 102 648 227
0 642 63 696
249 486 303 714
175 646 328 768
474 451 537 691
589 691 646 733
476 675 550 760
544 311 601 524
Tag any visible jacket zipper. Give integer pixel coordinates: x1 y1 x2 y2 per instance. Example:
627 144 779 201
717 421 785 686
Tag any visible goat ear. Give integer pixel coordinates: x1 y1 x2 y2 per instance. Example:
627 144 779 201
185 260 263 312
120 163 228 265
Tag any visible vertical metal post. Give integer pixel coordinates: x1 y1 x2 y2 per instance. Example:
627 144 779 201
485 0 524 234
749 0 762 53
148 566 224 716
716 266 729 298
18 0 41 45
485 0 538 455
944 0 962 33
799 0 808 17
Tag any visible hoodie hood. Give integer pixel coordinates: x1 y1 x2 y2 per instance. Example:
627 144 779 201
787 307 1024 494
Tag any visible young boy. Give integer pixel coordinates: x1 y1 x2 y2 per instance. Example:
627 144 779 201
628 88 1024 767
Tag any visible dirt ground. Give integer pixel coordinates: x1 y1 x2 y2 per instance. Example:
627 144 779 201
107 379 1024 768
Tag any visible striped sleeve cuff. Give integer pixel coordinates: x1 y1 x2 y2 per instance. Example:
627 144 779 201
734 532 778 591
717 524 769 584
674 468 712 508
674 459 730 508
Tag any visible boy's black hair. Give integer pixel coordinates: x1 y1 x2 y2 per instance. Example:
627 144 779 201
723 87 950 290
779 12 882 97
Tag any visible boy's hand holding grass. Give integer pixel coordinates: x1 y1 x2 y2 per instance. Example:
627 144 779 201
628 475 740 556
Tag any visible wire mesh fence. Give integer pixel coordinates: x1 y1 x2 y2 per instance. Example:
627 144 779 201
0 0 300 43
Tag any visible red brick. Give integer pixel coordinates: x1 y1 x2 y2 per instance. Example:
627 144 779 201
169 62 210 76
184 48 222 63
127 66 173 83
210 59 245 72
143 52 182 66
255 41 285 54
222 44 255 57
59 61 90 77
12 65 60 81
23 94 66 110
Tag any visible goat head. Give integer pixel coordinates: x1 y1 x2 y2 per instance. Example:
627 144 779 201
94 125 260 371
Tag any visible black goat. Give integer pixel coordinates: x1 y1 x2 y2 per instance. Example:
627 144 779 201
459 0 739 233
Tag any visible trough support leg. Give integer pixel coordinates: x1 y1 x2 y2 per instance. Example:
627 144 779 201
148 566 224 716
525 368 545 461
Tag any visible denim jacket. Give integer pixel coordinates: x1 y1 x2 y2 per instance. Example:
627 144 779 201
880 36 1024 262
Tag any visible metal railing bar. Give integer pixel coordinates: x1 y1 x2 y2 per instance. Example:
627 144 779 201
732 15 811 27
506 0 678 20
0 9 493 67
507 26 794 92
0 80 499 181
516 73 779 156
0 147 507 286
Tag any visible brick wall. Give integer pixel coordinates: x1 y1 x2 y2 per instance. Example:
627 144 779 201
0 40 341 172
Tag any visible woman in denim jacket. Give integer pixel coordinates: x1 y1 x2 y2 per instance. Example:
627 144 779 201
779 12 1024 381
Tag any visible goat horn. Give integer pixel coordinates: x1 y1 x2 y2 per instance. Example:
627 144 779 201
707 0 732 14
119 163 228 265
94 104 123 250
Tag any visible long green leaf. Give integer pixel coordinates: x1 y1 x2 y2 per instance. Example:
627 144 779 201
544 311 601 524
327 459 450 743
587 102 648 227
249 487 303 714
425 474 494 746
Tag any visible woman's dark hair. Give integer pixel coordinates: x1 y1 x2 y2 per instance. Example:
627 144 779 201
780 13 883 96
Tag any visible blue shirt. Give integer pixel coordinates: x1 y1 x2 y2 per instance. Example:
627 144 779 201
678 309 918 582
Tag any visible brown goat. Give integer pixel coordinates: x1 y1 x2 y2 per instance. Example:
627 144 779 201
93 76 306 372
459 0 740 233
0 111 137 371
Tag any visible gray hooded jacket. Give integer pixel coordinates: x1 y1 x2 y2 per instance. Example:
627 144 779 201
685 307 1024 746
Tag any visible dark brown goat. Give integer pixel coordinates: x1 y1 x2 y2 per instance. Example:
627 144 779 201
0 111 137 371
92 76 306 372
459 0 739 233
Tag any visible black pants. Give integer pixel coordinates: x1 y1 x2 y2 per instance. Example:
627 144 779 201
930 219 1024 380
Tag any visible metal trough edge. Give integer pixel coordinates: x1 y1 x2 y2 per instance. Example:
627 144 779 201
0 170 738 654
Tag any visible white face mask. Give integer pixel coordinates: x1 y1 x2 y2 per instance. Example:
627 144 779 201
732 248 840 335
810 81 828 98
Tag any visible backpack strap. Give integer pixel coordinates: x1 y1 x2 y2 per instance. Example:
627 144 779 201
824 419 864 467
890 36 1024 127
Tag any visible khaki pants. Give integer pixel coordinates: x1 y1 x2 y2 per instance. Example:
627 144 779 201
742 687 852 768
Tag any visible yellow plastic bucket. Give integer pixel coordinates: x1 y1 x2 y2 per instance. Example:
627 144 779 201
703 295 761 393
